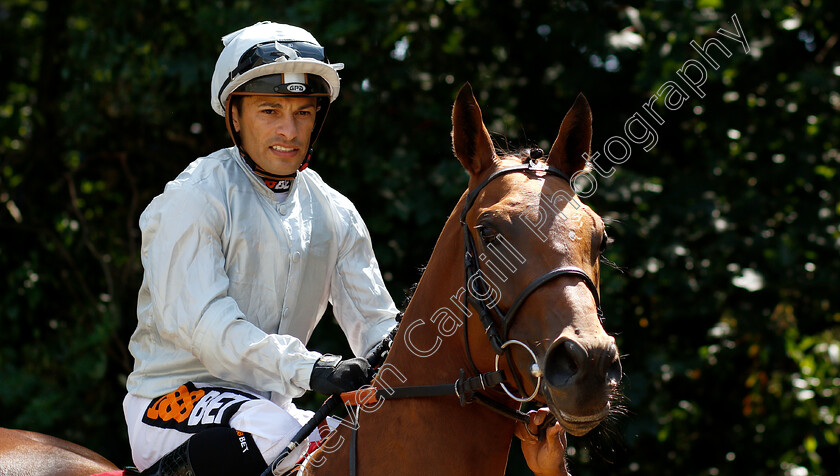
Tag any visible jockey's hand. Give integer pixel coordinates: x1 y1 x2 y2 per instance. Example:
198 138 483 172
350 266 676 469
309 354 371 394
515 408 571 476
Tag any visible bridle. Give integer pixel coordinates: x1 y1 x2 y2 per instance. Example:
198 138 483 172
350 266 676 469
458 152 604 409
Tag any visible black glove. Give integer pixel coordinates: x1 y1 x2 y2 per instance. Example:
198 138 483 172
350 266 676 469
309 354 371 395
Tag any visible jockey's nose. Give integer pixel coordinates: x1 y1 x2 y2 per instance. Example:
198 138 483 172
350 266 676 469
274 114 299 141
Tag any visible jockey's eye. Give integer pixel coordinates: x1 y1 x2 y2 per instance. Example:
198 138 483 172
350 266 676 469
476 225 499 244
599 231 610 253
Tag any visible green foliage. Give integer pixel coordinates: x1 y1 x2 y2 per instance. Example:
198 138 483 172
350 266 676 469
1 0 838 474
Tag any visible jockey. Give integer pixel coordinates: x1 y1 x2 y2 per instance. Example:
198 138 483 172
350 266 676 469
123 21 398 476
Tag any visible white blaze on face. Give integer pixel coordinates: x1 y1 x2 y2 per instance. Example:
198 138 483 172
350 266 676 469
560 206 587 241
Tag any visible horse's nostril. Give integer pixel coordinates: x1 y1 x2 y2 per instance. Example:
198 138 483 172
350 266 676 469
602 343 623 385
544 339 586 387
606 358 623 385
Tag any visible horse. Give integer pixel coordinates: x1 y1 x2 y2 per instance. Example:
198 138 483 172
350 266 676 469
0 427 119 475
293 83 622 475
0 83 621 476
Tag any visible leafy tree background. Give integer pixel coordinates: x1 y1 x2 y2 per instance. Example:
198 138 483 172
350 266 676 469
1 0 838 474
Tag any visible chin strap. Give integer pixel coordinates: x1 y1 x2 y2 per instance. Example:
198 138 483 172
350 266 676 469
239 147 296 177
238 147 298 192
298 148 313 171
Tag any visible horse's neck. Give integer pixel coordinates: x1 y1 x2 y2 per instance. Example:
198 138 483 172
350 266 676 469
308 204 518 475
386 199 487 379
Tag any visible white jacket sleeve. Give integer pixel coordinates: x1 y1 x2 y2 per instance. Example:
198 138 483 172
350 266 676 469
329 201 399 358
140 185 321 397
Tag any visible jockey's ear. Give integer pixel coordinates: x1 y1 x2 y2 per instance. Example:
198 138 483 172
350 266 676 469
548 93 592 178
452 82 496 178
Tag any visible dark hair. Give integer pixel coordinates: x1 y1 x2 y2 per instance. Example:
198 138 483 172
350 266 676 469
229 95 244 117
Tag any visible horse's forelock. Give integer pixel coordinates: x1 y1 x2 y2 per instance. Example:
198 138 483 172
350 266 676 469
494 147 542 165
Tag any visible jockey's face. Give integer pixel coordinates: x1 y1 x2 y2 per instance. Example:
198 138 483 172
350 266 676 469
231 95 318 176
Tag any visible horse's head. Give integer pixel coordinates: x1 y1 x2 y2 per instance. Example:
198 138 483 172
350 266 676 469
452 83 622 436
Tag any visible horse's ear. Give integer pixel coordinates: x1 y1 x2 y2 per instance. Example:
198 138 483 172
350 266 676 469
547 93 592 177
452 82 496 177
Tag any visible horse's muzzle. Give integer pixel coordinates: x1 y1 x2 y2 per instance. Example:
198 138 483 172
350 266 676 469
540 336 622 435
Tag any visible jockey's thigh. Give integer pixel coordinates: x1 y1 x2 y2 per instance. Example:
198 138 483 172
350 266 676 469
124 383 312 473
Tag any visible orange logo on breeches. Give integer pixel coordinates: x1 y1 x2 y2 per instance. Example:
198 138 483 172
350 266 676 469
146 384 206 423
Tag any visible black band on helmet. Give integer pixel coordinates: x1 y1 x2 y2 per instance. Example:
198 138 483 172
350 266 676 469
236 74 330 97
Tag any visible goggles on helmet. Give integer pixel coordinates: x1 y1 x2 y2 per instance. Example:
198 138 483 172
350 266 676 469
219 41 329 105
237 41 327 69
233 73 330 97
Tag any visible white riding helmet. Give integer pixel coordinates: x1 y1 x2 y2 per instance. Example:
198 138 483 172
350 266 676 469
211 21 343 117
211 22 343 165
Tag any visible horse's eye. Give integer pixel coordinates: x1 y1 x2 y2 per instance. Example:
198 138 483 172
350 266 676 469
599 231 609 253
477 225 499 244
